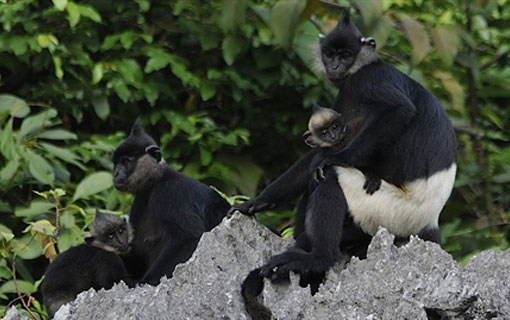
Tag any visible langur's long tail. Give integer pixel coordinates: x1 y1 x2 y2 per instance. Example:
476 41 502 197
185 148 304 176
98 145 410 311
241 267 273 320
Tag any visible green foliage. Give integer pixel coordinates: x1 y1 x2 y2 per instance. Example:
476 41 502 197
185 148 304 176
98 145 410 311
0 0 509 317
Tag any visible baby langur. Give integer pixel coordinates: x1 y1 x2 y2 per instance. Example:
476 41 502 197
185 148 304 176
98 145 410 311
303 104 381 195
41 209 134 318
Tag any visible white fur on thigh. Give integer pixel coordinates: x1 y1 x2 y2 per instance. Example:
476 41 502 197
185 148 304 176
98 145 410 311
334 164 456 236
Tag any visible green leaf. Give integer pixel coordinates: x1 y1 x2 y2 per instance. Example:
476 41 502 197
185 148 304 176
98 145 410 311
220 0 247 32
0 158 20 182
78 3 101 23
431 25 459 66
0 94 29 118
292 21 318 70
0 280 36 294
120 31 139 50
15 200 54 218
53 56 64 80
354 0 383 30
135 0 150 12
0 266 12 279
66 2 81 27
26 149 55 185
199 145 212 166
0 118 17 160
38 129 77 140
167 55 199 87
111 59 143 85
198 31 221 50
222 35 242 66
269 0 307 50
25 220 55 237
52 0 68 11
40 142 85 170
37 34 58 48
200 81 216 101
144 48 172 73
66 2 101 27
434 71 465 113
72 171 113 202
370 14 392 49
0 224 14 242
492 173 510 184
11 234 43 260
112 80 131 102
60 212 75 229
480 107 504 129
92 63 104 84
19 108 57 138
92 95 110 121
207 69 223 80
400 15 431 64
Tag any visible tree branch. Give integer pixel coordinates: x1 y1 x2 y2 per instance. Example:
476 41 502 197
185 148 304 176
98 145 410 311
12 258 38 320
465 0 493 215
480 49 510 71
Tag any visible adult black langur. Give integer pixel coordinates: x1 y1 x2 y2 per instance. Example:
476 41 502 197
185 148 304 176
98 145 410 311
41 210 134 318
112 120 230 285
234 11 457 299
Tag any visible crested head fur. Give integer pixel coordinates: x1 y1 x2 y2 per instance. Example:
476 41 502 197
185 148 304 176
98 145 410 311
113 120 159 161
308 105 338 133
316 13 378 85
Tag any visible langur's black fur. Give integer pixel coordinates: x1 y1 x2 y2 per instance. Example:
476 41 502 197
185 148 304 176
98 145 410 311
241 268 273 320
234 11 457 316
112 120 230 285
41 210 134 318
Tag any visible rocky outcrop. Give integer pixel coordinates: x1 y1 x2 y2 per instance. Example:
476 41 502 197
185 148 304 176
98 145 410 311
4 213 510 320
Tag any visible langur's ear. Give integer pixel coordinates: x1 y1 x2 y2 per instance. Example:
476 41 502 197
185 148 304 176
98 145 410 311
145 145 162 162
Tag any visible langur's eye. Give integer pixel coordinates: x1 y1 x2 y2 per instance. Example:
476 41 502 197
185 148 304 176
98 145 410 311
121 156 134 164
339 51 351 59
321 129 328 136
332 124 338 129
108 234 114 240
324 51 334 60
118 228 123 234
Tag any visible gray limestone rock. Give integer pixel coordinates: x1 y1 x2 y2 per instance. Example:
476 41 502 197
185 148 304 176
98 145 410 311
3 213 510 320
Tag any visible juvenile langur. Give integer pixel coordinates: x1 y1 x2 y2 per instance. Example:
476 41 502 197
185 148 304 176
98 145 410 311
233 11 457 302
41 210 134 318
112 120 230 285
303 104 381 194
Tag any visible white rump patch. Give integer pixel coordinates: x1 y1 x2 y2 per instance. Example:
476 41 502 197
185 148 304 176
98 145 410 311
335 164 456 236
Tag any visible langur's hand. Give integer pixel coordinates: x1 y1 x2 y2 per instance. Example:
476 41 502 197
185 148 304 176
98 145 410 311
228 199 273 216
314 159 332 183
